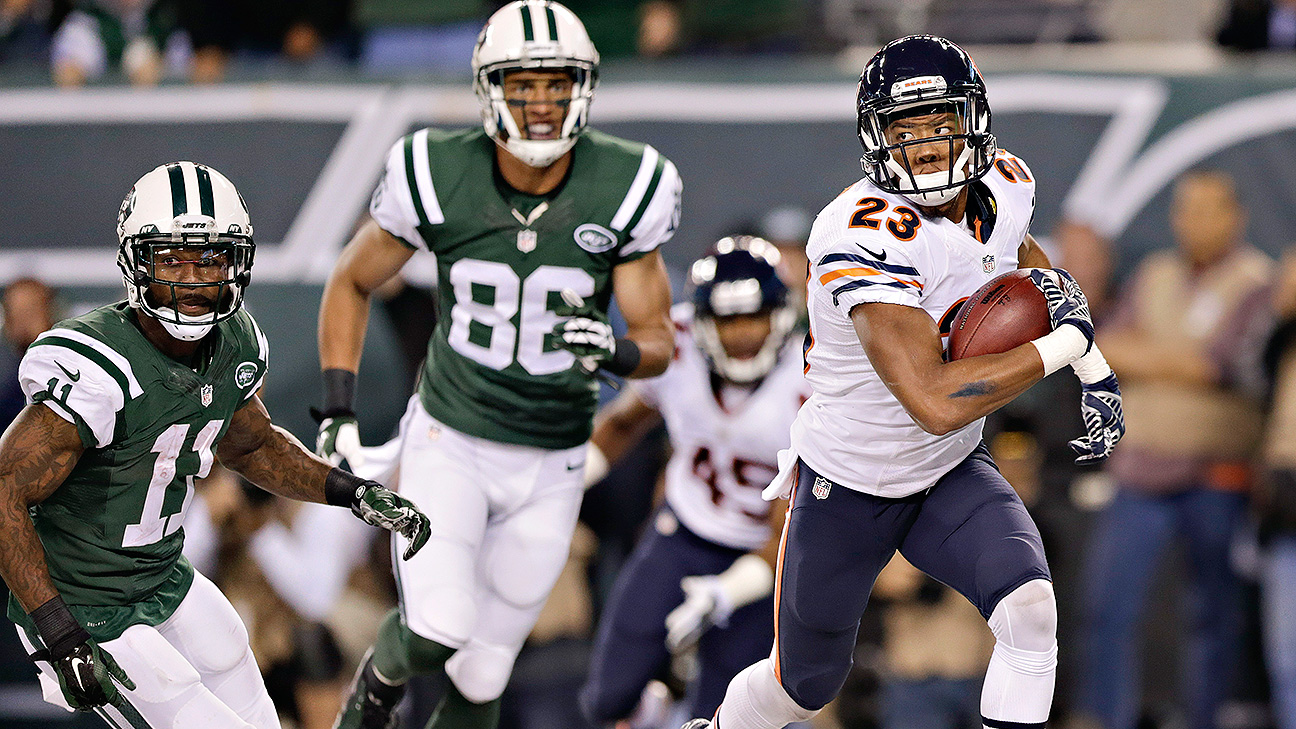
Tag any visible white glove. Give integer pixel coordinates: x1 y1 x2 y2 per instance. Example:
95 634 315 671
315 416 366 471
665 555 774 652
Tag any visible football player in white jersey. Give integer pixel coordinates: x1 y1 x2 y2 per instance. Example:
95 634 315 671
680 35 1124 729
579 237 810 727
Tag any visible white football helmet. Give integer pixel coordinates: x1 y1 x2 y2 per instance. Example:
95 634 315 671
116 161 254 341
472 0 599 168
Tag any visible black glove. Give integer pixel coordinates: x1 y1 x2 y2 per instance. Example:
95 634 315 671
325 468 431 560
29 596 134 711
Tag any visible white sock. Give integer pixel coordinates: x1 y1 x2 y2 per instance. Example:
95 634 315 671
715 659 819 729
981 580 1057 727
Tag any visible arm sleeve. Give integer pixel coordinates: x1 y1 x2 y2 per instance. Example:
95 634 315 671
18 342 126 448
619 157 682 260
369 137 429 251
811 235 925 315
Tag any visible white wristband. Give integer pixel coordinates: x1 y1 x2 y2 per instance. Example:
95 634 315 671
583 442 610 489
717 554 775 611
1071 344 1113 384
1030 324 1089 377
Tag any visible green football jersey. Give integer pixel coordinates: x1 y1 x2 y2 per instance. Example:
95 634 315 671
5 302 268 636
369 127 682 449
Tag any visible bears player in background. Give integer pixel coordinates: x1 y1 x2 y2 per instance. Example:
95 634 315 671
680 35 1124 729
578 237 809 728
313 2 681 728
0 162 430 729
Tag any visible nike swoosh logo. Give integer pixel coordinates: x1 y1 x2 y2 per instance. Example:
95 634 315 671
566 461 585 472
857 244 887 261
56 362 81 382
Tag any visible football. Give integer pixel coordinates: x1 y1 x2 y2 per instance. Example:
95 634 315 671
947 269 1053 360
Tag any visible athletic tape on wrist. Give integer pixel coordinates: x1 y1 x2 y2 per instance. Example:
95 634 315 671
1071 345 1113 384
1030 324 1089 377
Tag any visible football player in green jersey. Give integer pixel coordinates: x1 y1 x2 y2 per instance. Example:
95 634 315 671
0 161 431 729
315 2 680 728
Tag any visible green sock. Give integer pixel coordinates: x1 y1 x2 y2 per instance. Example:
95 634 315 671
425 681 501 729
369 609 456 683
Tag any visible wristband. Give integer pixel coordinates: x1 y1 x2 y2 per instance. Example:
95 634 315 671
324 467 367 509
30 596 90 662
605 338 641 377
320 369 357 416
1029 324 1089 377
1071 345 1114 384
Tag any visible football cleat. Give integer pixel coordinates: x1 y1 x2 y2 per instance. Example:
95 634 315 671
680 720 713 729
333 652 403 729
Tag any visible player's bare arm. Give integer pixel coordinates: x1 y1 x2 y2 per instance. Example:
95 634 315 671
0 404 83 612
319 219 416 373
851 302 1044 435
1018 233 1051 268
218 395 335 503
218 394 431 559
589 389 663 465
613 250 675 377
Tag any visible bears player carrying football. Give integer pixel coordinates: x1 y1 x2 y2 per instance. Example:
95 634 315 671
680 35 1124 729
315 2 680 728
0 162 430 729
579 237 810 726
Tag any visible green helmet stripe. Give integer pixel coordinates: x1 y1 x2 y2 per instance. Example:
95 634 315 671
194 165 216 218
166 163 187 217
521 4 535 41
545 5 559 41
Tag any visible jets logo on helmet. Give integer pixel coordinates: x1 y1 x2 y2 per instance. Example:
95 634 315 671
116 161 255 342
856 35 997 206
688 236 797 384
472 0 599 168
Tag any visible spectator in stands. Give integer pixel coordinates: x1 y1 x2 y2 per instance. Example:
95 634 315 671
1076 169 1273 729
0 277 56 431
1218 0 1296 50
180 0 355 83
51 0 187 86
1253 248 1296 729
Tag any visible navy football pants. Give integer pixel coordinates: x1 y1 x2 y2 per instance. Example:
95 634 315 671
776 444 1051 710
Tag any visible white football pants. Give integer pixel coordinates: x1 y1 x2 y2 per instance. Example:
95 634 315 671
18 570 279 729
388 397 586 703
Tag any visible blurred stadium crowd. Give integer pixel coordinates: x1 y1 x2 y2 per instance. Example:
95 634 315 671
5 2 1296 729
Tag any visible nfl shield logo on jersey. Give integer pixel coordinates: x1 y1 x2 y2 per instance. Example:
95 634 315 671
517 229 538 253
982 254 996 273
201 384 213 407
812 475 832 500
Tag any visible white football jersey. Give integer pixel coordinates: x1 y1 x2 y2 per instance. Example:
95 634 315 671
793 149 1037 498
636 305 811 551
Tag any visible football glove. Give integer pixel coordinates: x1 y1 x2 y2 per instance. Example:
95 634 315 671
29 597 134 711
352 482 431 561
665 575 731 652
552 289 616 374
312 410 366 471
1028 268 1095 354
1069 372 1125 465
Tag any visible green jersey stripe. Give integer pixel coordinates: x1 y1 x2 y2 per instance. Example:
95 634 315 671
521 4 535 41
194 165 216 218
622 156 666 235
545 5 559 40
409 129 445 225
31 337 132 401
403 135 431 229
166 163 186 217
610 146 661 231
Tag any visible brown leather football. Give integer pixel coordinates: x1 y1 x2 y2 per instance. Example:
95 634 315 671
947 269 1053 361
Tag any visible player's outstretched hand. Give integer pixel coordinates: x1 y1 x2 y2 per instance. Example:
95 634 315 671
30 597 134 711
552 289 616 374
311 408 366 471
665 575 732 652
1028 268 1095 354
352 483 431 560
1069 373 1124 465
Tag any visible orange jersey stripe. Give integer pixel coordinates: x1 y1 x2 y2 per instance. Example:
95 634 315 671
772 464 798 685
818 266 923 291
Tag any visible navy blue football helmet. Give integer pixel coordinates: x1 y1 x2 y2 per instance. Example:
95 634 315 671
688 236 797 383
857 35 996 206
